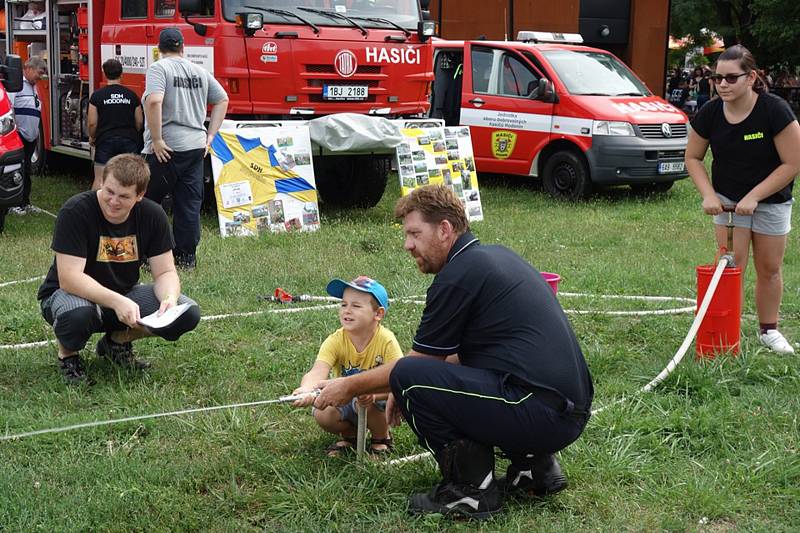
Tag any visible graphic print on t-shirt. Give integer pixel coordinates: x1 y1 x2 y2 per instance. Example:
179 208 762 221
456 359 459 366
97 235 139 262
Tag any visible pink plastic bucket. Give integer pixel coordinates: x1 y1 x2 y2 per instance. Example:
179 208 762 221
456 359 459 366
540 272 561 294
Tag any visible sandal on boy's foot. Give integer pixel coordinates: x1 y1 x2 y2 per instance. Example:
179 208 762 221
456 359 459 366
325 436 356 457
368 436 394 456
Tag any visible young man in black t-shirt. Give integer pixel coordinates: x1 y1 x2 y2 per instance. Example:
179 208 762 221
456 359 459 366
313 186 593 519
38 154 200 384
88 59 143 190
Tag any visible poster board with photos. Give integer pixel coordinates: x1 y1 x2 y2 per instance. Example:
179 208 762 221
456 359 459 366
209 126 321 237
396 126 483 221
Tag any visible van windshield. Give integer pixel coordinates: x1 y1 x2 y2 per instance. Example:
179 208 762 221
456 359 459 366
542 50 651 96
223 1 421 29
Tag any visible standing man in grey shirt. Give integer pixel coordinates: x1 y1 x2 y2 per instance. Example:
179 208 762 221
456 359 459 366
142 27 228 270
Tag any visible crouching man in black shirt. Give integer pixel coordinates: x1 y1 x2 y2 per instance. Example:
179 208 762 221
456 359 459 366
37 154 201 385
315 185 593 519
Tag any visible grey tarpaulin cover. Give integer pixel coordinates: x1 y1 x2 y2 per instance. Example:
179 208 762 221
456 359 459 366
308 113 403 152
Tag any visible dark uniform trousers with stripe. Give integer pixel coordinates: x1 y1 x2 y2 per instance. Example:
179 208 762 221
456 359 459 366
390 356 589 462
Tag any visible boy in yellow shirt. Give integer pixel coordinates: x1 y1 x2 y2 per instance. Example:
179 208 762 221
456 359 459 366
293 276 403 456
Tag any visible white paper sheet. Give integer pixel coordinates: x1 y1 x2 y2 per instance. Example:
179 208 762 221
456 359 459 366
137 303 191 330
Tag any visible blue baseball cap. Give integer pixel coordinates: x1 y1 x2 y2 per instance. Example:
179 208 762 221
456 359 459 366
326 276 390 311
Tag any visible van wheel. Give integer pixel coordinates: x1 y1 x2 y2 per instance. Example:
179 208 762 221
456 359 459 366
542 150 591 200
631 181 674 194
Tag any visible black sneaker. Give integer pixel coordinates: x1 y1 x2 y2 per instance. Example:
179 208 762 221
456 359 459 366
409 479 503 520
500 454 568 496
58 355 90 385
96 334 151 369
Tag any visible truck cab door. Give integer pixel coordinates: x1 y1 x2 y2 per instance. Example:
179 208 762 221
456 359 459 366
461 42 555 176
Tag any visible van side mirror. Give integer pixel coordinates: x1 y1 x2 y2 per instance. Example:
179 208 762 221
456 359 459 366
0 55 23 94
530 78 555 102
179 0 208 36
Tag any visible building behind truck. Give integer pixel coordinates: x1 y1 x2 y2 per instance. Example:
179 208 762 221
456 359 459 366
3 0 436 208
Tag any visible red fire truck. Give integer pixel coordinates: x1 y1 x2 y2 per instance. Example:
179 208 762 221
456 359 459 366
4 0 435 207
0 54 25 210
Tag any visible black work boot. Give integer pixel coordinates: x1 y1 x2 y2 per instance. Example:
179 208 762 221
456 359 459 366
96 333 151 369
501 453 567 496
58 354 90 385
408 439 502 520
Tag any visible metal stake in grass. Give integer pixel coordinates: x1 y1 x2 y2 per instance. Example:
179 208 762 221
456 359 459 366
356 404 367 459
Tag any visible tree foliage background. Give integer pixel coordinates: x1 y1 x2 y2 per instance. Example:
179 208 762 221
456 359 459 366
670 0 800 68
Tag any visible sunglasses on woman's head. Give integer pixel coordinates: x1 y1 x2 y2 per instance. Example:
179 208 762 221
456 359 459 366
709 72 749 84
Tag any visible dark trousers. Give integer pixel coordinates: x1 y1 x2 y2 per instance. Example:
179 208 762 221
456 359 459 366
21 137 37 206
145 149 205 261
40 285 200 352
0 208 5 233
389 357 589 461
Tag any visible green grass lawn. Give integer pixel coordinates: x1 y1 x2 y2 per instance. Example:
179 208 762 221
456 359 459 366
0 170 798 532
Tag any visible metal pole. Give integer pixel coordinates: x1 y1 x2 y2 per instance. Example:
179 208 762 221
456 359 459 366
356 404 367 459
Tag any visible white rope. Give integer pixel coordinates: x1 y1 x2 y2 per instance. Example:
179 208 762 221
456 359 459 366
30 205 57 218
0 391 320 442
0 276 45 288
0 298 428 350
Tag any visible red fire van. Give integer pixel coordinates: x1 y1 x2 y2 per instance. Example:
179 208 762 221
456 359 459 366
431 32 690 199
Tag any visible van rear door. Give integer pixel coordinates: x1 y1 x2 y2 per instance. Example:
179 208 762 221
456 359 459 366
461 42 554 176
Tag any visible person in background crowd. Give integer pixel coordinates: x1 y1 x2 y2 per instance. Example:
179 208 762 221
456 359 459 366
667 67 683 94
7 56 46 216
668 78 691 111
88 58 144 191
686 45 800 355
691 66 712 110
142 27 228 271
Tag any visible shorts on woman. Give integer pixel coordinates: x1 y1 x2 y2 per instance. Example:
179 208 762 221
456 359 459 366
713 193 793 236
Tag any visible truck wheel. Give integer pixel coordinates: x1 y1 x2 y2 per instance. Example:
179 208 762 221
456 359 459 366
315 155 389 208
542 150 591 201
631 181 674 194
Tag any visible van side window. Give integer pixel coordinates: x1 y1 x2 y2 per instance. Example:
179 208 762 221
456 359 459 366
122 0 147 19
155 0 176 18
499 54 539 97
471 48 493 94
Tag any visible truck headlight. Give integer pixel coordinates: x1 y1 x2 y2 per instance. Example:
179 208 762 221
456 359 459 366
592 121 634 136
0 111 15 136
